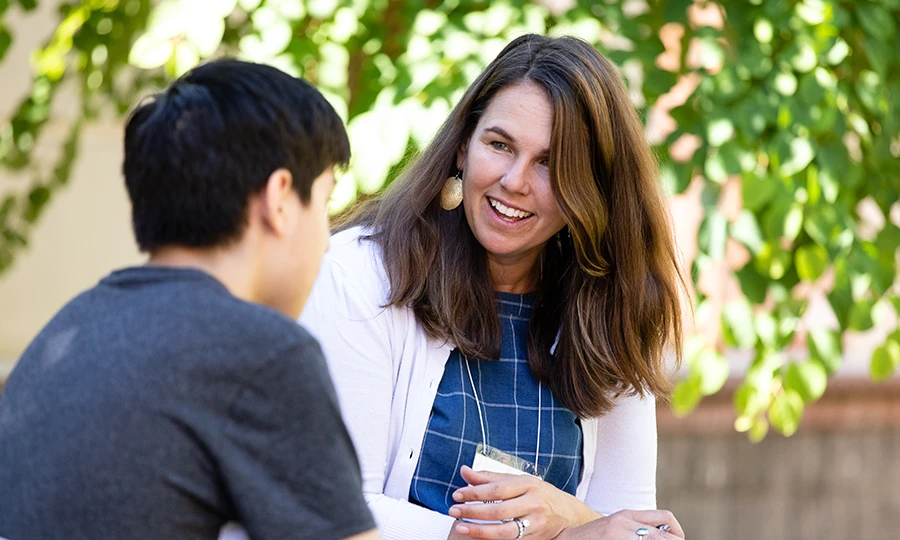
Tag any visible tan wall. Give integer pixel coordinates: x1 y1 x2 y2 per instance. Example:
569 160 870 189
0 4 142 375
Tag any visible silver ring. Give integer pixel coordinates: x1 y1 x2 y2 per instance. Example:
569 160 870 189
636 527 650 538
513 517 529 539
658 524 672 533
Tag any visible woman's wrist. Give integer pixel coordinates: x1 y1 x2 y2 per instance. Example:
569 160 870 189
563 493 603 528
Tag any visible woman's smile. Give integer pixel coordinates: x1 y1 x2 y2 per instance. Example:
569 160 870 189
487 196 534 223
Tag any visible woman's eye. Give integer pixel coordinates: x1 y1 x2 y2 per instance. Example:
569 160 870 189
491 141 508 151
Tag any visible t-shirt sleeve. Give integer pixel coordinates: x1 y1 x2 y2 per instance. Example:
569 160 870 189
217 338 376 540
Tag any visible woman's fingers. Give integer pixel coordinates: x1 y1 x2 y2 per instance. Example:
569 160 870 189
453 466 536 503
555 511 685 540
615 509 684 538
453 519 521 540
449 498 530 522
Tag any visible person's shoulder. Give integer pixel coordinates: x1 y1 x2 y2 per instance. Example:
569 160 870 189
319 226 389 291
225 297 313 345
324 226 383 269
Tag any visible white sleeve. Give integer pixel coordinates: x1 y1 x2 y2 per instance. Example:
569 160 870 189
300 254 456 540
583 393 658 513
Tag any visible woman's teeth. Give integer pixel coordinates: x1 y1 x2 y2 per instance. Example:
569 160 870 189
489 198 533 220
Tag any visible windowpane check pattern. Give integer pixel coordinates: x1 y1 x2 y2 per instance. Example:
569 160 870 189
409 292 583 514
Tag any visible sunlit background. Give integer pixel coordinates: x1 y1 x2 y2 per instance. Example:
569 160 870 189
1 1 898 538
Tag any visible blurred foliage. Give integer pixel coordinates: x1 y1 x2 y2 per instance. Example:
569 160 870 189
0 0 898 438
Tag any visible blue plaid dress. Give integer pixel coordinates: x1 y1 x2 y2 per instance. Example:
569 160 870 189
409 292 583 514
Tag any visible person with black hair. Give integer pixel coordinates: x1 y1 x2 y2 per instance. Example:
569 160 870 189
0 59 379 540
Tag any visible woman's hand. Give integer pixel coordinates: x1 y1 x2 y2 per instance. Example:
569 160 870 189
554 510 684 540
447 466 601 540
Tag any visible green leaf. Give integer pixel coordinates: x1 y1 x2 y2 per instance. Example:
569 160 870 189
856 5 896 41
779 137 815 177
783 361 828 402
694 349 730 395
828 286 853 331
731 210 764 254
741 174 778 211
734 383 765 418
723 300 757 349
784 203 803 241
870 343 899 381
796 0 827 25
23 186 50 223
663 0 693 23
184 15 225 57
753 18 773 43
804 204 852 250
129 33 174 69
788 36 817 73
0 195 17 222
826 38 850 65
704 152 728 184
736 264 769 304
755 312 777 348
206 0 238 18
862 36 890 76
698 212 728 260
172 42 200 77
875 224 900 254
808 329 842 373
671 376 703 417
707 118 735 147
644 69 677 99
755 241 792 280
795 244 828 281
772 71 798 97
0 27 11 61
769 388 804 436
749 415 769 442
848 300 875 332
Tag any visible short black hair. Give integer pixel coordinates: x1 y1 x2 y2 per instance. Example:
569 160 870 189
123 59 350 252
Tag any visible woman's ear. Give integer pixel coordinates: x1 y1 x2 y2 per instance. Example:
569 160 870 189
260 168 293 236
456 139 468 171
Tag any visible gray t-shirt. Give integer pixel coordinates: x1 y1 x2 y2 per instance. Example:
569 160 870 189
0 266 375 540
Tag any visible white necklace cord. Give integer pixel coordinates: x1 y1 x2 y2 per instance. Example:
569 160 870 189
464 354 542 473
464 355 489 449
536 381 541 470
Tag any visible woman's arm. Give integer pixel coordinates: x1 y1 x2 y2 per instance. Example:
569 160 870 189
584 392 658 513
301 249 457 540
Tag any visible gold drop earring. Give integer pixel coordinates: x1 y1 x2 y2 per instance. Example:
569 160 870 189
440 170 463 210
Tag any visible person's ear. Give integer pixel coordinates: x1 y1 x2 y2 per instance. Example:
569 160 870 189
456 138 469 171
260 168 293 236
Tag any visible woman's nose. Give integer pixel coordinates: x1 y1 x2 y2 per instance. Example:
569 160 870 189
499 159 531 194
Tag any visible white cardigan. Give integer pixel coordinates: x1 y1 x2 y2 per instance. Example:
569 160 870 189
300 227 658 540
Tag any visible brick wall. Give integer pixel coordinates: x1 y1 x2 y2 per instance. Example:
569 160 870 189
656 379 900 540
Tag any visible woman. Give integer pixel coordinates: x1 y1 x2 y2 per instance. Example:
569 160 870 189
301 34 686 540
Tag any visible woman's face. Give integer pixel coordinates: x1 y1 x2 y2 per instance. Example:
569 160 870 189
457 82 566 281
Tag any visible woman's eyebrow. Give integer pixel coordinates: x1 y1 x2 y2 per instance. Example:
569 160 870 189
484 126 515 142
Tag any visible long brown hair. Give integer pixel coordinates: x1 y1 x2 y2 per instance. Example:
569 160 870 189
337 34 685 418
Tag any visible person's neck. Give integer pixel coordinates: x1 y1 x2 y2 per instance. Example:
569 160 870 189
488 253 540 294
148 244 259 305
